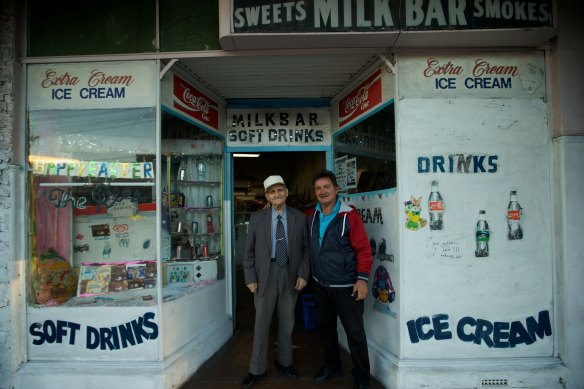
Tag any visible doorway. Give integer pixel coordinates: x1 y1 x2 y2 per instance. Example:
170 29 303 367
232 151 326 330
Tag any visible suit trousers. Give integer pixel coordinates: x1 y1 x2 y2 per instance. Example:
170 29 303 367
249 262 298 375
314 281 370 385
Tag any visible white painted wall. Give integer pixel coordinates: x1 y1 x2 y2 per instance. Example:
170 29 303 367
380 51 564 388
553 137 584 388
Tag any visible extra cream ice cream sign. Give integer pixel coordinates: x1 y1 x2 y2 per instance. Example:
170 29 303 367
398 52 546 98
27 61 157 110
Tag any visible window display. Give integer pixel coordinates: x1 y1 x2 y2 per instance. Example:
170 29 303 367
333 104 396 193
162 152 222 285
160 111 225 291
28 107 157 307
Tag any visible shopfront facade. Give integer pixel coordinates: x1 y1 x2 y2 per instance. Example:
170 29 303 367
1 1 583 388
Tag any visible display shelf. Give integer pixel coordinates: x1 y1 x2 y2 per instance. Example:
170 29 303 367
170 231 220 236
170 206 221 211
163 151 223 273
171 179 220 185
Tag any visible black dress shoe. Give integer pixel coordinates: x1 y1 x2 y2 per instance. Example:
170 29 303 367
241 372 266 389
275 361 298 378
356 383 371 389
314 366 343 384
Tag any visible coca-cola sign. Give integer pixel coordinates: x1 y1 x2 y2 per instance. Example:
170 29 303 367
173 75 219 130
338 69 382 128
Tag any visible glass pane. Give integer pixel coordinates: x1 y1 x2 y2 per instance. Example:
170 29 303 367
28 108 157 307
160 111 224 295
333 104 396 193
160 0 221 51
27 0 156 56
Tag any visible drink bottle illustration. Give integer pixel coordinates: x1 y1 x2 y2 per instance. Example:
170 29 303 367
475 210 490 257
507 190 523 240
428 180 444 230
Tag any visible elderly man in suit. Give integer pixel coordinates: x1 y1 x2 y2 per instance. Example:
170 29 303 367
241 175 310 389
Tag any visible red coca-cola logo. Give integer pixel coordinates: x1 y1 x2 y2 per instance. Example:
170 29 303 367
173 74 219 130
183 88 211 114
429 201 443 211
339 69 382 127
343 86 370 117
507 210 521 220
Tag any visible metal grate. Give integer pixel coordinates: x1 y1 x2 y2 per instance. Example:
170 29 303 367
481 379 509 386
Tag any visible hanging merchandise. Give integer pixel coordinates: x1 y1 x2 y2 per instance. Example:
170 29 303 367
475 210 490 257
507 190 523 240
428 180 444 230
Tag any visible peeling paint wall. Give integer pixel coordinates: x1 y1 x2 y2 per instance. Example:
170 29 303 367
0 0 17 387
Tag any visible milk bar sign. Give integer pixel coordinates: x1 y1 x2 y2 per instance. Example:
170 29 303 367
227 108 331 147
232 0 553 33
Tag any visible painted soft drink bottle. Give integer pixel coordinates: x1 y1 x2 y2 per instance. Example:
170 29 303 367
428 180 444 230
475 210 490 257
507 190 523 240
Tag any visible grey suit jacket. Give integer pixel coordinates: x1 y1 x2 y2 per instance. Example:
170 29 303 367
243 205 310 297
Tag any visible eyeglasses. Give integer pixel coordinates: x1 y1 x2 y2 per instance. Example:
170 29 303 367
266 187 286 196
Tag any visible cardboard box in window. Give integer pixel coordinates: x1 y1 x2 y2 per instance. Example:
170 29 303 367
163 260 217 285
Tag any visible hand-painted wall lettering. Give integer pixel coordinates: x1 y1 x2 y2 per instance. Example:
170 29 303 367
29 312 159 350
406 310 551 348
417 154 498 174
357 207 384 224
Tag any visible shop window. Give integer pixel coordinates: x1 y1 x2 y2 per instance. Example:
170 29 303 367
28 108 157 307
333 103 396 193
160 111 225 292
27 0 220 56
159 0 221 51
27 0 157 56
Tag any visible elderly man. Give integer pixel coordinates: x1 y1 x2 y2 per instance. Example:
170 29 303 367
241 175 310 389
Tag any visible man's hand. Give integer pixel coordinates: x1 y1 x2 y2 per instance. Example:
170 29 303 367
352 279 368 300
295 277 307 291
247 283 258 294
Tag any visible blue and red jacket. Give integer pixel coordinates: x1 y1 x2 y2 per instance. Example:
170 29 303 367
306 201 373 287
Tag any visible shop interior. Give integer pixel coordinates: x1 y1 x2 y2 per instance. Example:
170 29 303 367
232 151 325 329
231 102 395 329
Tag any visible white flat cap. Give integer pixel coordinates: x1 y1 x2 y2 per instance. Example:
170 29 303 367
263 175 285 191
